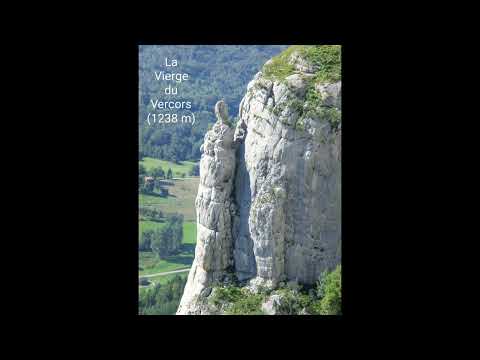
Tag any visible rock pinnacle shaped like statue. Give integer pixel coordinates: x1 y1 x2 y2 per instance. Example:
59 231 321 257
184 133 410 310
215 99 229 124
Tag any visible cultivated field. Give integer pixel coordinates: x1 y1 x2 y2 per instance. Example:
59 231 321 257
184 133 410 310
139 158 199 287
139 177 199 221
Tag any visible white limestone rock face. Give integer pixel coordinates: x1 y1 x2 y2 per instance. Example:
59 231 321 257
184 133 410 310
176 118 236 315
233 74 342 289
177 50 341 314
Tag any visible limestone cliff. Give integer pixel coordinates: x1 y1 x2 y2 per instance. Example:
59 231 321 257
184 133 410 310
177 45 341 315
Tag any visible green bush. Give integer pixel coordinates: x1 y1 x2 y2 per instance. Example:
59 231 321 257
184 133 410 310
209 285 265 315
318 107 341 130
209 285 243 308
300 45 341 84
139 230 153 251
318 265 341 315
273 266 341 315
207 265 341 315
310 265 342 315
275 288 311 314
139 206 164 221
262 46 299 81
139 277 150 286
149 214 183 258
225 294 264 315
150 166 165 179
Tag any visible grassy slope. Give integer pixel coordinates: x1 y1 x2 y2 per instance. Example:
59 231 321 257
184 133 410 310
262 45 341 131
262 45 341 83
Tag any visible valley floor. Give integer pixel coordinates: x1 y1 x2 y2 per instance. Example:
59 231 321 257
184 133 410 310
139 160 198 292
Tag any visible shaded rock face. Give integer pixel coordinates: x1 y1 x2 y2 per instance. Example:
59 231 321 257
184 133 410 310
177 51 341 315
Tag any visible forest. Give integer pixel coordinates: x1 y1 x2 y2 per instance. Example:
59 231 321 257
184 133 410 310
139 275 187 315
139 45 288 162
139 214 184 257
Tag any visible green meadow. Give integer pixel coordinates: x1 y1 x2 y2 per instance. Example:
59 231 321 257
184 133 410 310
139 177 199 221
147 271 189 286
139 220 197 277
139 158 199 287
139 272 189 291
139 157 197 177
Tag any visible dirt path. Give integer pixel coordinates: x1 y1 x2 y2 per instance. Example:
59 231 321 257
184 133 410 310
140 268 190 278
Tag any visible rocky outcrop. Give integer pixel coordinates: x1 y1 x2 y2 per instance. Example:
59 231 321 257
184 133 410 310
177 46 341 315
261 294 282 315
176 106 236 315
